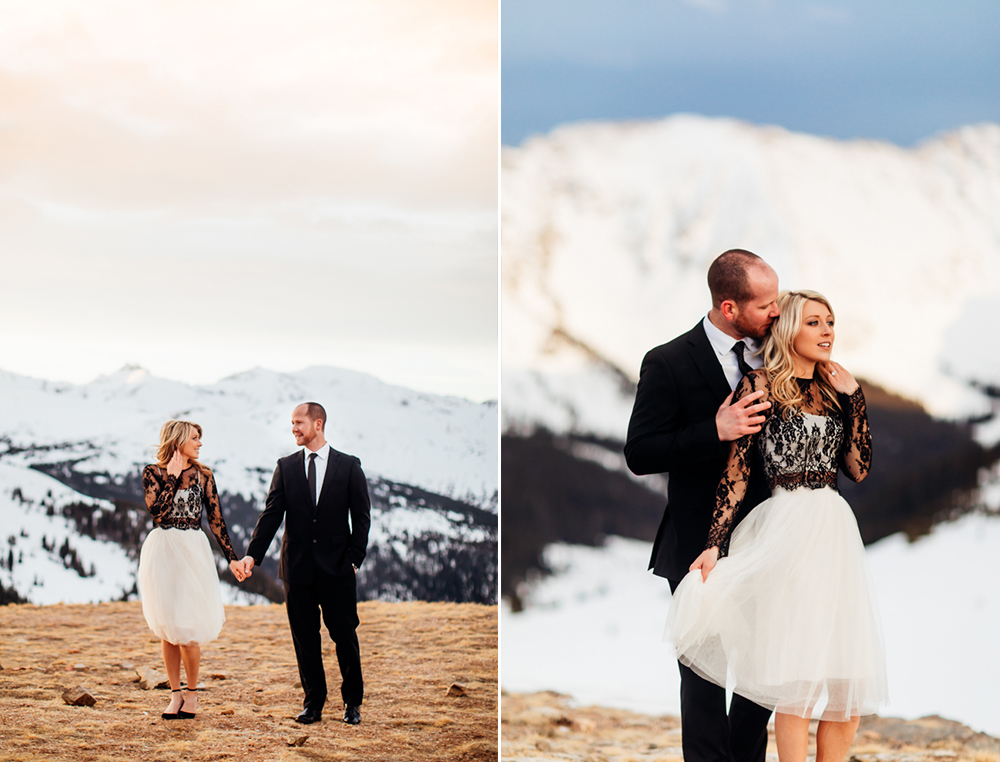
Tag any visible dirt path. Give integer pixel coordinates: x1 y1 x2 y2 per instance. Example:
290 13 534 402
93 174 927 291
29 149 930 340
502 691 999 762
0 601 497 761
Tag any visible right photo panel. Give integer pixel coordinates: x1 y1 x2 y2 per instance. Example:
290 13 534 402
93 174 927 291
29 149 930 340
501 1 1000 758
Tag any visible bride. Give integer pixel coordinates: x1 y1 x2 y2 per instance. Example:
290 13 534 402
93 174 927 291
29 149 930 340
665 290 888 762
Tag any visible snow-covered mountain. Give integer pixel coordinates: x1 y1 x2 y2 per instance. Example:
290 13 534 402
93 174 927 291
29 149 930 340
0 364 497 605
503 115 1000 433
500 115 1000 735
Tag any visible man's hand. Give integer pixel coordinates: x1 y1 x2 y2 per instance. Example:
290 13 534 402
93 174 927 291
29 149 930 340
689 546 720 582
241 556 255 578
715 389 770 441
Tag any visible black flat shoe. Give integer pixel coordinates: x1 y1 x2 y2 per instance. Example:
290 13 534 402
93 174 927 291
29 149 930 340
162 690 183 720
343 704 361 725
177 688 197 719
296 706 323 724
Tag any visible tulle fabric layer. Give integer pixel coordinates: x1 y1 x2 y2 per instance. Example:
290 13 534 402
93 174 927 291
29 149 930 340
137 527 226 646
665 487 888 721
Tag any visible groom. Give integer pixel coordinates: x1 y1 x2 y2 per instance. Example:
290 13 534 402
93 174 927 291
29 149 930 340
625 249 779 762
243 402 371 725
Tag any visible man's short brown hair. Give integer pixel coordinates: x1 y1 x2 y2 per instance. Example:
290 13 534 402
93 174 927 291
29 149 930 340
302 401 327 431
707 249 764 308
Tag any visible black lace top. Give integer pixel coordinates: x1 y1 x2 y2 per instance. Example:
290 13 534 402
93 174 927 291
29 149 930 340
705 370 872 557
142 464 240 563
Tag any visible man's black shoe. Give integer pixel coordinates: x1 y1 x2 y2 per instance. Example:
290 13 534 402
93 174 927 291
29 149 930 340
296 707 323 724
343 705 361 725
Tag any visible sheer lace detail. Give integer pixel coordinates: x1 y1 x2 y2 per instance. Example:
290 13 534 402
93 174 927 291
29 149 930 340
142 464 240 562
837 386 871 483
705 372 871 557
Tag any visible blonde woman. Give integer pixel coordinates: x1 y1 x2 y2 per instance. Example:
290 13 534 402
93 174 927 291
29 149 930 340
137 420 247 720
666 291 888 762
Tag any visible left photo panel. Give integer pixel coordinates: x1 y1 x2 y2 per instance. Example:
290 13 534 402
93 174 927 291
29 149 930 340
0 2 498 759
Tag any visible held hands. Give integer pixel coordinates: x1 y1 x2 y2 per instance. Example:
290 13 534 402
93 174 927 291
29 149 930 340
240 556 255 579
716 390 770 442
229 559 248 582
689 546 720 582
166 450 185 478
817 361 859 395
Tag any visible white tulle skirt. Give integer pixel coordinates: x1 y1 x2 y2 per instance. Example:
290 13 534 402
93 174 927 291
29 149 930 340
137 527 226 646
665 486 888 721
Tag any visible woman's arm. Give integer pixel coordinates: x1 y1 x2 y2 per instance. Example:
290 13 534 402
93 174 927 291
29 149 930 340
142 465 178 520
691 372 768 580
203 471 241 563
817 361 871 483
837 386 872 482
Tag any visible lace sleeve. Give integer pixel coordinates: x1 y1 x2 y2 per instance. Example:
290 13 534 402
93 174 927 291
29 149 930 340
203 471 240 562
838 386 872 483
705 371 769 557
143 465 178 521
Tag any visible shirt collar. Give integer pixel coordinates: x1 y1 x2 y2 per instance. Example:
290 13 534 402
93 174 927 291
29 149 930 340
304 444 329 461
702 314 761 358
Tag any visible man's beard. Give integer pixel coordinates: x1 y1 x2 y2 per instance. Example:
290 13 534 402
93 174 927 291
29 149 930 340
733 313 772 340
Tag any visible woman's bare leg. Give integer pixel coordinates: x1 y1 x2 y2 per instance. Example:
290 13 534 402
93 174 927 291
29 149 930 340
179 644 201 714
161 641 183 713
774 712 811 762
816 717 860 762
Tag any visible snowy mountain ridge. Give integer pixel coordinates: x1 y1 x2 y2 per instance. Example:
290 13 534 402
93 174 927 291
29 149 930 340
502 115 1000 435
0 363 497 508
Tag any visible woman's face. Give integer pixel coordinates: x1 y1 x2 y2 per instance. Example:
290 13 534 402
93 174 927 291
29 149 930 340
791 299 834 371
178 430 202 462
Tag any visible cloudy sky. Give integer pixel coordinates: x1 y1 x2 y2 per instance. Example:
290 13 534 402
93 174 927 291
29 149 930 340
0 0 497 401
503 0 1000 146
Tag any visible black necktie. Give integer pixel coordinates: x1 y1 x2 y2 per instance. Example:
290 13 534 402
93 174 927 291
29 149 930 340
308 453 318 507
732 341 753 377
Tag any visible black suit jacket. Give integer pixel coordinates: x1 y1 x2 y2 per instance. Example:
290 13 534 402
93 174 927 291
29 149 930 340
624 321 769 581
247 446 372 584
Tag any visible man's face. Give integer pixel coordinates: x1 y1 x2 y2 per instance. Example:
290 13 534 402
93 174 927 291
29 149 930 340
731 266 780 339
291 405 321 448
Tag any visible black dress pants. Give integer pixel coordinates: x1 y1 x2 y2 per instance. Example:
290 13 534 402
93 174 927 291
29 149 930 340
284 566 363 710
669 577 772 762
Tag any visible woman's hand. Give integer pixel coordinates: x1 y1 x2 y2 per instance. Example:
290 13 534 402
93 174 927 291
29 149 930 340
689 546 720 582
229 559 247 582
817 361 859 395
166 450 185 478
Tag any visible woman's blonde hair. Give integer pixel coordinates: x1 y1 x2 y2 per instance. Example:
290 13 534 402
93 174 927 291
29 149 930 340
155 420 212 478
762 290 841 417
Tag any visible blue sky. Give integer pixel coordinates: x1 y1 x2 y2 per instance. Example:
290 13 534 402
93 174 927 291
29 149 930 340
502 0 1000 146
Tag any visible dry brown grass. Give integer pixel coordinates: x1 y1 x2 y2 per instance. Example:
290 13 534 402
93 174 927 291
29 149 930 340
0 601 497 761
501 691 1000 762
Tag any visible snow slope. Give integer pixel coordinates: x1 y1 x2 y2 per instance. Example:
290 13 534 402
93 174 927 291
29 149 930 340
502 115 1000 433
0 462 135 604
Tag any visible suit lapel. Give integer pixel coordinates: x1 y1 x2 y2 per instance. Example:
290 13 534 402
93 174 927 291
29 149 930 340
316 448 343 508
687 321 732 402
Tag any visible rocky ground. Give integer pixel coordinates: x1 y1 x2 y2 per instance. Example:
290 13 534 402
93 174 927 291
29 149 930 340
502 691 1000 762
0 600 497 761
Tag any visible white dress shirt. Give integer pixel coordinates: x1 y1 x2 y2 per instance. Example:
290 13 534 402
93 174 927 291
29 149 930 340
303 443 331 504
702 315 763 392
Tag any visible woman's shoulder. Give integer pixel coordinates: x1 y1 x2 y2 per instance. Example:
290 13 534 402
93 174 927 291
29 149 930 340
738 368 772 393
